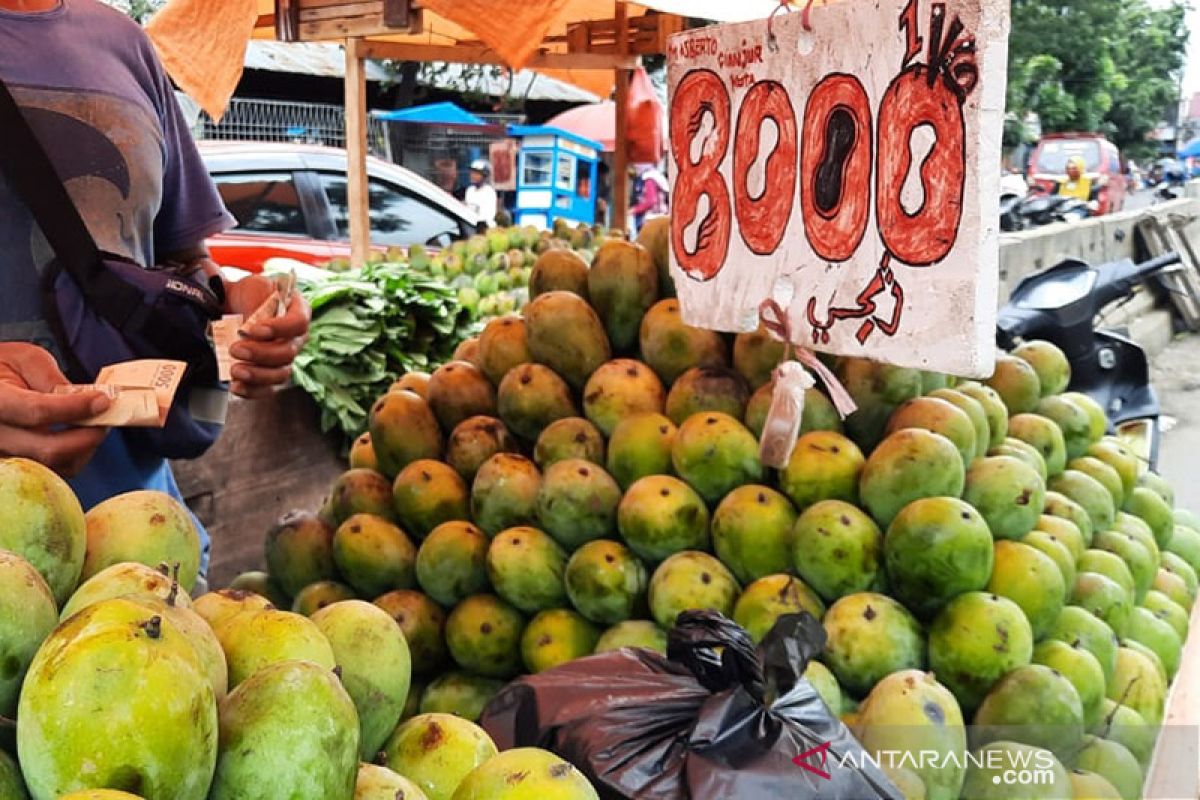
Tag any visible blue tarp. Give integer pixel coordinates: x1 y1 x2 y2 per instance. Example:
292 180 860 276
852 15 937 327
375 102 490 127
1178 138 1200 159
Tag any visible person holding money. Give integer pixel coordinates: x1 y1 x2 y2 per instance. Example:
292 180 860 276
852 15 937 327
0 0 310 581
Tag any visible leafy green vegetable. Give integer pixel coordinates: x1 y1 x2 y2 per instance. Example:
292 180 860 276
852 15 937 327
292 261 478 439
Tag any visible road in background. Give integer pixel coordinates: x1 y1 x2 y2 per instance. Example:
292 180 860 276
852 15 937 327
1151 332 1200 513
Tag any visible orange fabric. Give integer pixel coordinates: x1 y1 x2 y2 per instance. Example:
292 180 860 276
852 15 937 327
145 0 259 121
147 0 652 117
418 0 570 70
627 65 663 163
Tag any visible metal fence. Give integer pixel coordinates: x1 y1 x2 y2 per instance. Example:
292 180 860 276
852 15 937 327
197 98 394 160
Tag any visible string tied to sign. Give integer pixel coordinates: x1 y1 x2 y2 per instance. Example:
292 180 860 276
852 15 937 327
766 0 817 54
755 299 858 469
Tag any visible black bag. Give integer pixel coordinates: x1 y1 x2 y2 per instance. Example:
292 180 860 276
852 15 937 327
480 611 903 800
0 77 228 459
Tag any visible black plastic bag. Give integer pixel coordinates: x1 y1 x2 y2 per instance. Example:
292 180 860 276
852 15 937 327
480 611 902 800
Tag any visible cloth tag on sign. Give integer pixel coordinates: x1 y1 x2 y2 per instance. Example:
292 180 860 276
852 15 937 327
759 361 815 469
53 359 187 428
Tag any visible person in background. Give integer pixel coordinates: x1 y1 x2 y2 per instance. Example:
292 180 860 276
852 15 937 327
629 163 669 234
0 0 310 584
465 159 498 229
1057 156 1093 201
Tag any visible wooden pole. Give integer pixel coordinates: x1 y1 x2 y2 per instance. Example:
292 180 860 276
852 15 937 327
345 37 370 267
612 0 630 233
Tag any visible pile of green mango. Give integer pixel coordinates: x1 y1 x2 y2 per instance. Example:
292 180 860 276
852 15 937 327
237 217 1196 799
0 459 597 800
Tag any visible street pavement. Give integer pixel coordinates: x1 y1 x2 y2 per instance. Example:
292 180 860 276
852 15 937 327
1151 332 1200 514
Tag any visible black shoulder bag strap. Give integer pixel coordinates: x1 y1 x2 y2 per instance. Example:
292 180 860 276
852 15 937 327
0 77 151 330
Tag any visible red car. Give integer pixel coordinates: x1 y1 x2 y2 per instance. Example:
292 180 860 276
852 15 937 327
1027 133 1127 215
200 142 479 273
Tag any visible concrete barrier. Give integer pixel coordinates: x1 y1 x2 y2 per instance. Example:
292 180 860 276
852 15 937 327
997 184 1200 357
998 193 1200 302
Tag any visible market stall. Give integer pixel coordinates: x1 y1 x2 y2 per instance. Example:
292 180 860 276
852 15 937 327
142 0 727 265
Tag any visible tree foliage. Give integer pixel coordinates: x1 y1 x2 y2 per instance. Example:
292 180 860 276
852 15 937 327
1007 0 1188 156
100 0 165 23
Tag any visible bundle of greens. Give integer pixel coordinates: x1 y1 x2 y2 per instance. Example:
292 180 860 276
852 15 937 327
292 261 476 439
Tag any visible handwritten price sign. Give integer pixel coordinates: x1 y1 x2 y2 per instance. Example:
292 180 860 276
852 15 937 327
667 0 1009 377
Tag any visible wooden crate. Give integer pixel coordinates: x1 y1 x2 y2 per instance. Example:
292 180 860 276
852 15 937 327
1143 596 1200 798
171 387 345 589
1137 214 1200 332
566 14 685 56
276 0 418 42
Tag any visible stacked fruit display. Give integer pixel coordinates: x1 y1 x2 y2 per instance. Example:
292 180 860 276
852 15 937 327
377 219 610 322
239 223 1198 799
0 462 600 800
295 220 613 439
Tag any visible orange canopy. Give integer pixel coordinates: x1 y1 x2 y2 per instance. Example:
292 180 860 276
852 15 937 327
148 0 652 119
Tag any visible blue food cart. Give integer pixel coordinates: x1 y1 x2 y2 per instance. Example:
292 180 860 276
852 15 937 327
508 124 602 230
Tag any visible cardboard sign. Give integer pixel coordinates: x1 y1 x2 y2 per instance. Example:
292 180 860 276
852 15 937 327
666 0 1009 377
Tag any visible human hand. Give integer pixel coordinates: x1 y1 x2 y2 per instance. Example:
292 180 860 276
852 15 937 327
0 342 110 476
224 274 311 399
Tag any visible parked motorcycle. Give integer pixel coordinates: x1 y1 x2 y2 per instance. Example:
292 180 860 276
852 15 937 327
996 252 1182 468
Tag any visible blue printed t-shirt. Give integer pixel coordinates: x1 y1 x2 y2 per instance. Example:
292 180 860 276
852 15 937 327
0 0 235 573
